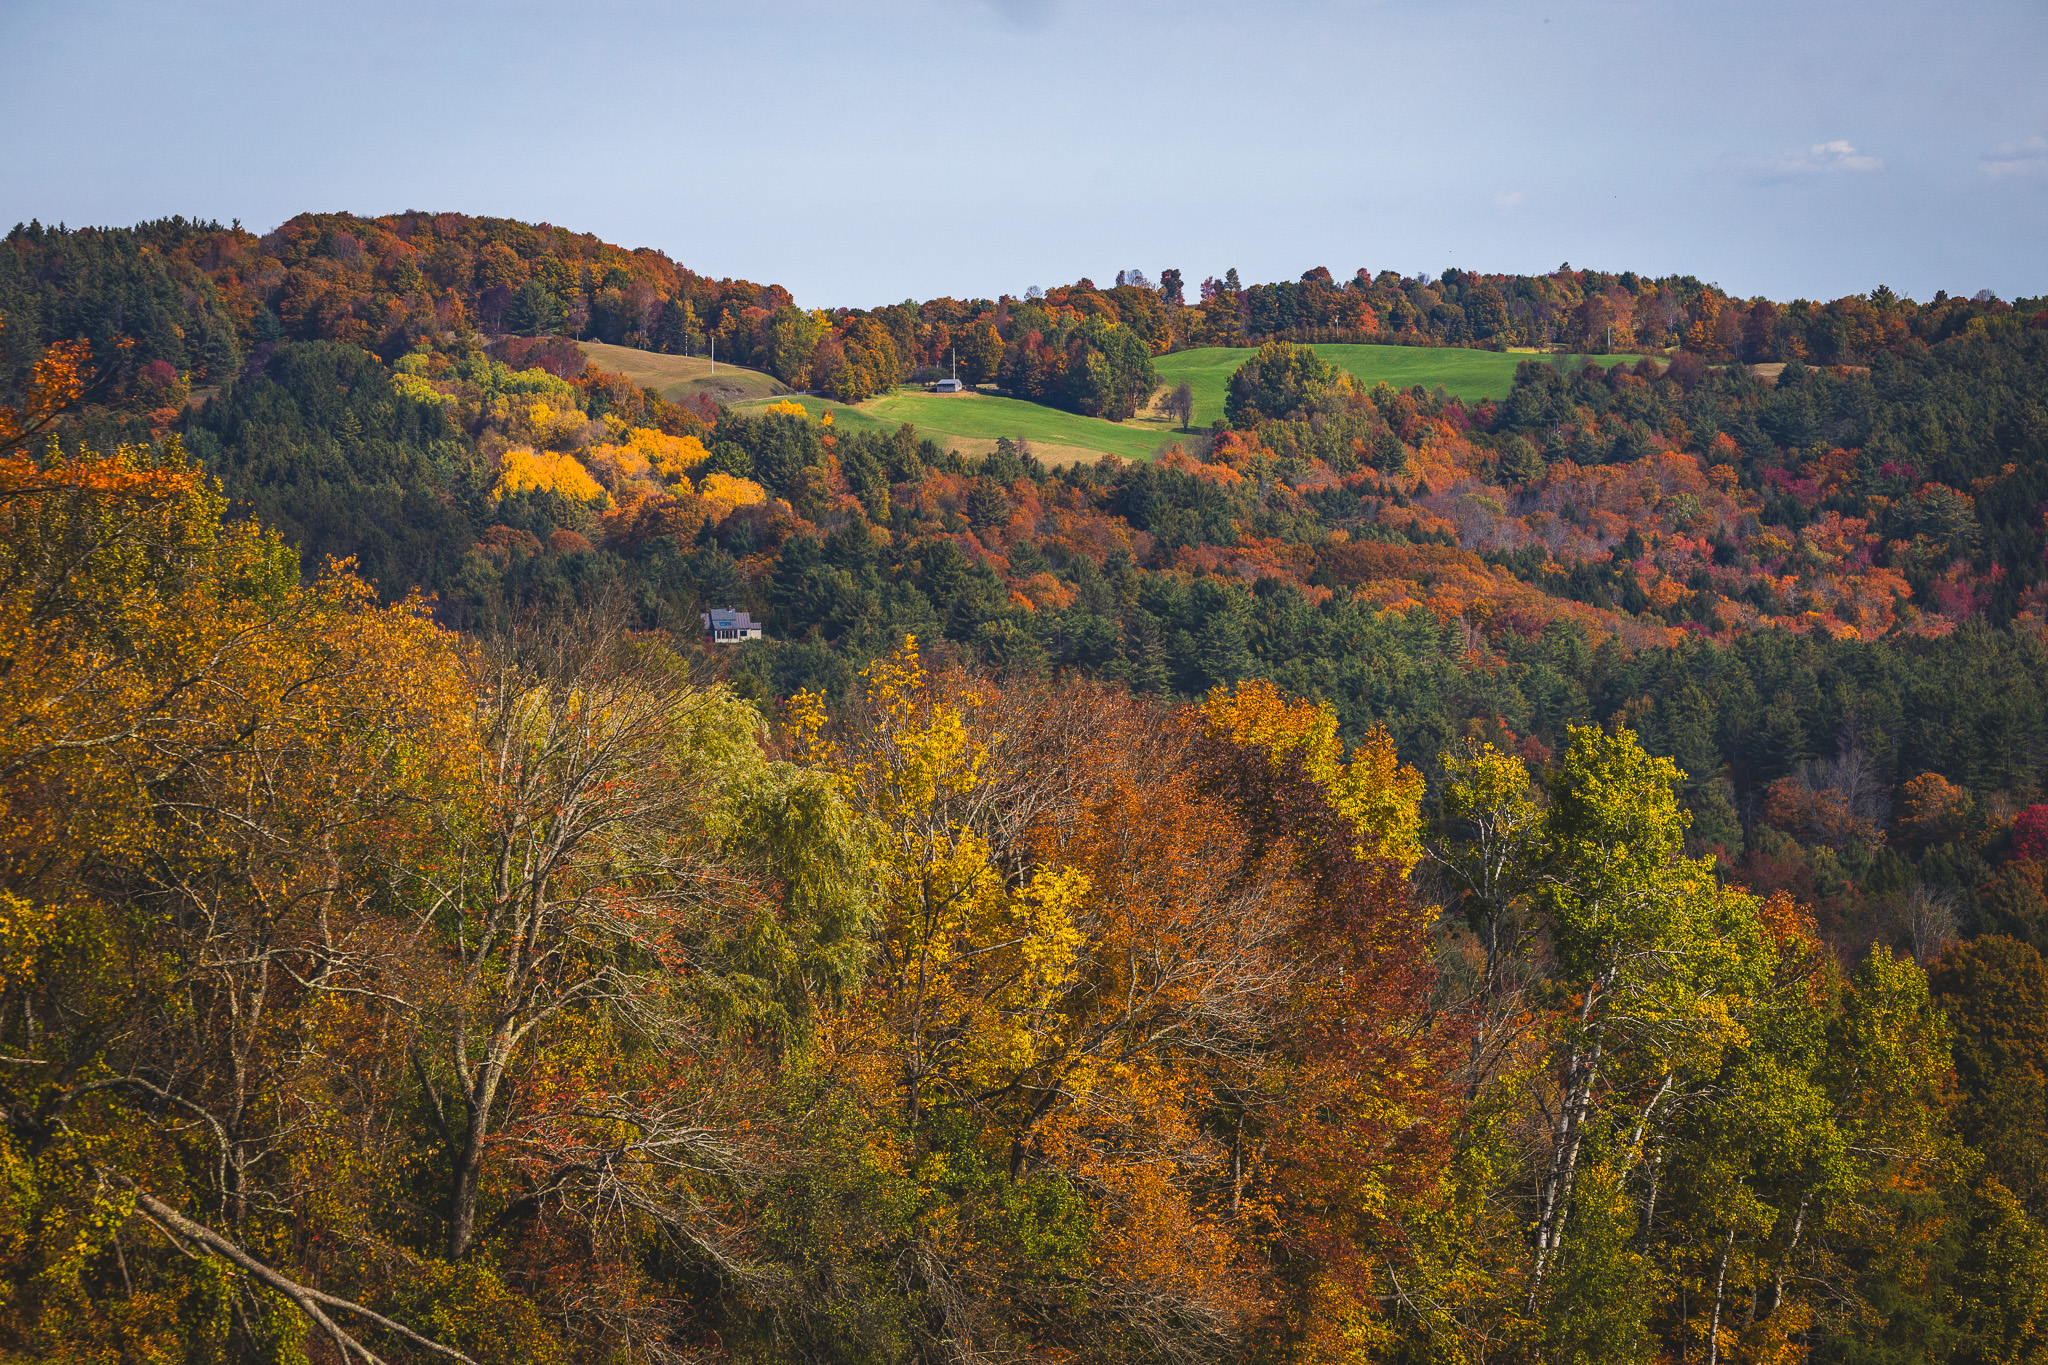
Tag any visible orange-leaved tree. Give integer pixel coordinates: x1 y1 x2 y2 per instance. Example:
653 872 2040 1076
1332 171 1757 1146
1194 681 1457 1362
774 651 1449 1363
0 325 103 458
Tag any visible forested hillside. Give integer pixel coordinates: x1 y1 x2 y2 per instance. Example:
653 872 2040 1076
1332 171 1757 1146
4 212 2019 415
6 211 2048 1364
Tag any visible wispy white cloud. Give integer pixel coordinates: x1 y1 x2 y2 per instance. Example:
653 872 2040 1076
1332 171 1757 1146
1767 139 1885 174
979 0 1061 32
1980 135 2048 180
1494 190 1525 208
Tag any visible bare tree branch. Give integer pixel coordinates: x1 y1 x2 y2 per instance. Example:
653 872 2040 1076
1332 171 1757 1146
122 1185 477 1365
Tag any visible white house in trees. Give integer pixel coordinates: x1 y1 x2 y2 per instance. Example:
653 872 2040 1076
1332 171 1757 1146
701 608 764 644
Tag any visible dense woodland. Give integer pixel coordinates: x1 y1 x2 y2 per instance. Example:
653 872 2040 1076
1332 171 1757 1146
6 211 2048 1365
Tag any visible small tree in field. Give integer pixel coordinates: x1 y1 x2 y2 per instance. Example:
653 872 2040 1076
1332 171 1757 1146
1164 380 1195 431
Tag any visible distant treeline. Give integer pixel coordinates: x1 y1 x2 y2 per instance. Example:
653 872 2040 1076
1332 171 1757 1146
7 213 2037 423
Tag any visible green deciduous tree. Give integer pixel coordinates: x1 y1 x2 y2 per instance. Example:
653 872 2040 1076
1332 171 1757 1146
1527 726 1772 1304
1224 340 1337 425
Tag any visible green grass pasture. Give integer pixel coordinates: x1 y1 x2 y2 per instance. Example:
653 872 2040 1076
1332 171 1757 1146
698 344 1653 466
1151 345 1649 427
732 389 1187 465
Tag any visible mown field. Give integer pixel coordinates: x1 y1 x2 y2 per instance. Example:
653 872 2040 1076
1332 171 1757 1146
577 341 791 403
733 389 1186 465
597 341 1651 464
1152 344 1650 427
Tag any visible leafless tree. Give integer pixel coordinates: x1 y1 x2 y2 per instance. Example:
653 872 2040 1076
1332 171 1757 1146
414 609 760 1262
1163 381 1195 432
1883 881 1961 963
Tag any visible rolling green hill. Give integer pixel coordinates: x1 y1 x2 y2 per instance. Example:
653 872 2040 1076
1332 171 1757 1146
703 345 1651 464
1152 344 1649 427
590 344 1175 463
734 389 1188 465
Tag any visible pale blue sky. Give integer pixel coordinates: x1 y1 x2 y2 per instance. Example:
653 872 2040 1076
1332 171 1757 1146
3 0 2042 308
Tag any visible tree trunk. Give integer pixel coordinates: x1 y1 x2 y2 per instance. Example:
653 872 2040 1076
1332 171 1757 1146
446 1039 508 1260
1528 980 1608 1306
1231 1111 1245 1216
1707 1224 1736 1365
1765 1196 1809 1319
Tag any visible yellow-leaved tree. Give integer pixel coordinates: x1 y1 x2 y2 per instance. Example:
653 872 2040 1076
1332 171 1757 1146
0 437 489 1362
583 426 709 494
1200 679 1425 873
789 639 1095 1132
1193 681 1456 1364
492 445 608 506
